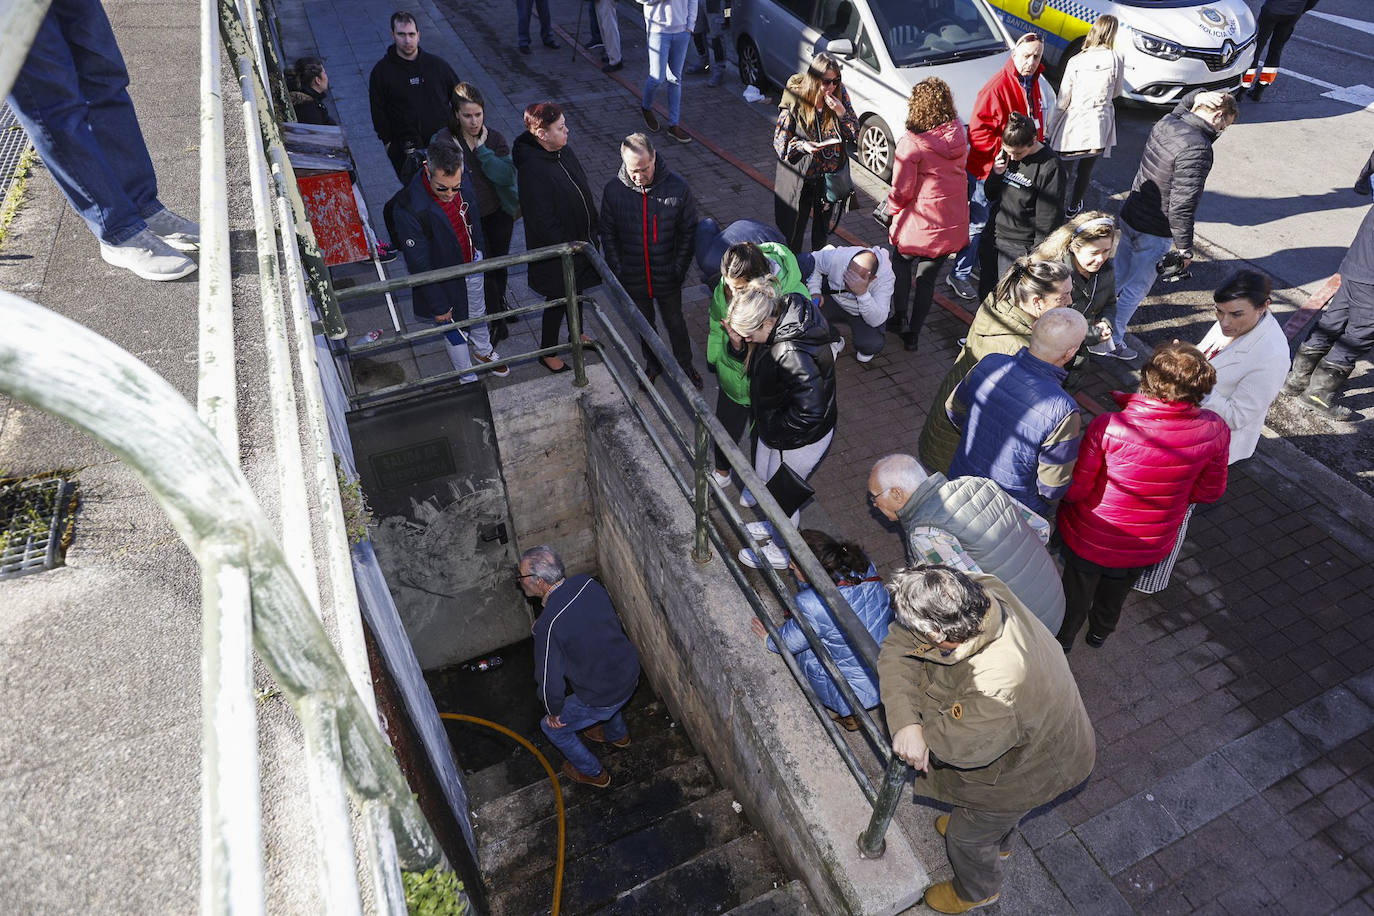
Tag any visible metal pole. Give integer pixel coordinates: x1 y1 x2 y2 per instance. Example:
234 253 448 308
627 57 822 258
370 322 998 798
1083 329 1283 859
857 757 910 858
692 416 711 563
564 251 587 387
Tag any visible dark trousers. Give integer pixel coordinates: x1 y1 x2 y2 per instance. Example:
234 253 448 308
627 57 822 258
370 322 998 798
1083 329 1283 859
890 251 948 345
1253 10 1300 73
540 296 586 350
947 806 1026 902
819 294 886 356
713 391 751 473
480 209 515 316
977 235 1031 303
516 0 552 47
776 178 828 255
1056 540 1145 647
1305 276 1374 368
1064 155 1098 208
633 287 693 370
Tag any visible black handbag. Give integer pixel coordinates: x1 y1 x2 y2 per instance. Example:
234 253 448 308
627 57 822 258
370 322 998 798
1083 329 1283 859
765 462 816 519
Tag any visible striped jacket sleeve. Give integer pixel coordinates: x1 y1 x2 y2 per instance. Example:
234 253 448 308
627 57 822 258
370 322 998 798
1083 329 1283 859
1036 409 1082 505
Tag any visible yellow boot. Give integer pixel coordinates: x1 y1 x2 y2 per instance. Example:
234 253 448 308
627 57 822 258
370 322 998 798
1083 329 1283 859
934 815 1011 859
923 881 1000 914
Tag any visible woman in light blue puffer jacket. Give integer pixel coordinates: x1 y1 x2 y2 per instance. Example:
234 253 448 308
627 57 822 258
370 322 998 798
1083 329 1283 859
756 530 893 727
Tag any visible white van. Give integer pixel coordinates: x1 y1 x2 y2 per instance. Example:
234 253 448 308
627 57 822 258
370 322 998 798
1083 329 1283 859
733 0 1055 181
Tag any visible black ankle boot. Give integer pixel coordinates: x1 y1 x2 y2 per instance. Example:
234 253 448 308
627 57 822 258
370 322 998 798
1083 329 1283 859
1282 345 1327 396
1249 83 1266 101
1299 360 1358 421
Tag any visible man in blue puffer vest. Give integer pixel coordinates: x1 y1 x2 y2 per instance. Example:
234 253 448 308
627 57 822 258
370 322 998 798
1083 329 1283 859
947 308 1087 517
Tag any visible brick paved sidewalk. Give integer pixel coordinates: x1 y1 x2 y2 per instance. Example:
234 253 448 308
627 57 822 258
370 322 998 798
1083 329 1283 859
281 0 1374 910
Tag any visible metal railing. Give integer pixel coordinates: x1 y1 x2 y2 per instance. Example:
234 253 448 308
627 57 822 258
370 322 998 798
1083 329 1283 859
331 241 911 857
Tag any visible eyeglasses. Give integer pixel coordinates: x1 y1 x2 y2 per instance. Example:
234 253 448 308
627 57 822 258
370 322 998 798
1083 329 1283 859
867 491 881 505
514 570 537 581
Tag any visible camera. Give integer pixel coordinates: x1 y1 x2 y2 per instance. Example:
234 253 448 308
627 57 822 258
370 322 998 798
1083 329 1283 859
1155 249 1191 283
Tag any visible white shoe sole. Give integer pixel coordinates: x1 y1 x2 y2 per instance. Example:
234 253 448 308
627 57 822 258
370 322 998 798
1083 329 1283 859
155 233 200 253
101 247 198 281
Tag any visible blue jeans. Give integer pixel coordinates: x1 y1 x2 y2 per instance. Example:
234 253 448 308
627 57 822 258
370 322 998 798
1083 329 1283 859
951 175 988 282
540 692 631 776
1111 222 1174 349
7 0 161 246
517 0 553 47
644 30 691 126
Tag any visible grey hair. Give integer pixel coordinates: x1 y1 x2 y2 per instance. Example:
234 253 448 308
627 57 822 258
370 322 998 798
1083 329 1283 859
426 134 465 175
521 545 565 584
726 278 780 336
871 454 926 495
621 132 654 157
887 565 990 643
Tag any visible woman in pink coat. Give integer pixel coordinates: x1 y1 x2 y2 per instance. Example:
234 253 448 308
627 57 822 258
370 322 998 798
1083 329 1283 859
885 78 969 352
1055 341 1230 651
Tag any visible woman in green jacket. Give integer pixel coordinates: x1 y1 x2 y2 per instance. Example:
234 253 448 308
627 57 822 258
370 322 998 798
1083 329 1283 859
917 257 1072 474
707 240 809 486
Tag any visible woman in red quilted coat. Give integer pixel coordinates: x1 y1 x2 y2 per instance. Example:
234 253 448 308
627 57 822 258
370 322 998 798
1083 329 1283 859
1056 341 1230 651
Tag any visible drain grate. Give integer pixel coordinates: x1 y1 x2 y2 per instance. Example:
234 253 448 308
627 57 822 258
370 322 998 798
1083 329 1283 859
0 477 76 579
0 103 31 203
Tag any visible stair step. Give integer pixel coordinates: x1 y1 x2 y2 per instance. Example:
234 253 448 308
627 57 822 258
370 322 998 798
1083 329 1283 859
480 756 719 882
489 789 751 916
468 722 696 815
592 832 790 916
721 879 821 916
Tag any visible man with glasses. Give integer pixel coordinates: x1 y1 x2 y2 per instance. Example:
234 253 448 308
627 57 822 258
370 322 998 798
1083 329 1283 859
519 546 641 788
388 135 507 381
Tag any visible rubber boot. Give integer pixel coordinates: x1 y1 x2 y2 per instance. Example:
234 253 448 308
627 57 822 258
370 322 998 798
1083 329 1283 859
1248 83 1266 101
445 337 479 384
1282 345 1327 396
1299 360 1357 421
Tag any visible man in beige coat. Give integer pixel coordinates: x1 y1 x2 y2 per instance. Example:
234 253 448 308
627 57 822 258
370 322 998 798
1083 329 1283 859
879 565 1095 914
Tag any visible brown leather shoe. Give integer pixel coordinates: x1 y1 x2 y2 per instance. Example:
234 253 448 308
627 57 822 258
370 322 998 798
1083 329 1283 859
583 724 631 747
935 816 1011 859
560 760 610 788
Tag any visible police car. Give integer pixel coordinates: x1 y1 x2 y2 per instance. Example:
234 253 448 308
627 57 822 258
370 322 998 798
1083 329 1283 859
986 0 1257 105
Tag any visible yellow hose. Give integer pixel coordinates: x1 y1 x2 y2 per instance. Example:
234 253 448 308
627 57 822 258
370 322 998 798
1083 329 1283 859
439 713 566 916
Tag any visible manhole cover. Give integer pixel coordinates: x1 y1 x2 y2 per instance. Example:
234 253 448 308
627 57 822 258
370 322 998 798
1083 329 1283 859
0 476 76 579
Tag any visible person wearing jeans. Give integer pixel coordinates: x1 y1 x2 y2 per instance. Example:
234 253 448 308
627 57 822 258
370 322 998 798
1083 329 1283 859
641 0 697 142
523 546 641 788
516 0 558 52
7 0 199 281
1107 220 1172 352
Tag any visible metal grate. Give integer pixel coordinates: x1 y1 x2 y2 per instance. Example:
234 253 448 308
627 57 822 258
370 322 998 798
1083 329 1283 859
0 103 32 203
0 477 75 579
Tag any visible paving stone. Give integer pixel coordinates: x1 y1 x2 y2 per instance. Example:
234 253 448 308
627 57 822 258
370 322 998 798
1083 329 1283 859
1298 758 1351 795
1152 752 1256 833
1287 688 1374 753
1035 833 1133 916
1322 779 1374 818
1349 669 1374 710
1074 792 1185 876
1017 807 1070 850
1112 858 1167 906
1324 859 1374 906
1222 719 1323 791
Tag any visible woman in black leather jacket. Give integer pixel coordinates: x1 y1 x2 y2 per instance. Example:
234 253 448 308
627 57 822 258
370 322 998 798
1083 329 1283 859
725 281 837 568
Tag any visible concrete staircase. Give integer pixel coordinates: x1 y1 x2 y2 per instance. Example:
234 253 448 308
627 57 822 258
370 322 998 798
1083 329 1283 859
466 693 818 915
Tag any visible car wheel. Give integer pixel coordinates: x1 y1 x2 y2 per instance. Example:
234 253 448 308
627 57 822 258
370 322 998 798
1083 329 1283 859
737 36 766 90
858 115 894 183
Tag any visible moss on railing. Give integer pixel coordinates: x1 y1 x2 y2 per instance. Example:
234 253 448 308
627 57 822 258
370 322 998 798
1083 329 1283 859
402 867 471 916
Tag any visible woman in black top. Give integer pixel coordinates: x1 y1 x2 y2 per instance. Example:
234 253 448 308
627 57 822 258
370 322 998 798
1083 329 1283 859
512 101 600 373
289 57 334 125
1033 210 1117 386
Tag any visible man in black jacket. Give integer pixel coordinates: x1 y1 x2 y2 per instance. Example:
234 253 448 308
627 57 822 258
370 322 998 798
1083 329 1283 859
1106 90 1237 360
523 545 640 788
388 137 507 380
600 133 703 387
369 12 460 179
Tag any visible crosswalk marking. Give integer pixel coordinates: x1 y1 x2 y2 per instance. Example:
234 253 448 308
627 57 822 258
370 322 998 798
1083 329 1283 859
1309 10 1374 38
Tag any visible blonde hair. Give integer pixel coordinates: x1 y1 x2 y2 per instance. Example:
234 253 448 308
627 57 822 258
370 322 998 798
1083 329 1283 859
1033 211 1118 263
1083 14 1118 50
726 278 781 336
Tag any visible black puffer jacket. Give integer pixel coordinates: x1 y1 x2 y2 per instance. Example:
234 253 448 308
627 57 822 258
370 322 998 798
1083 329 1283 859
1120 90 1218 251
749 293 838 449
512 132 601 298
1260 0 1318 16
1065 256 1116 385
600 153 699 300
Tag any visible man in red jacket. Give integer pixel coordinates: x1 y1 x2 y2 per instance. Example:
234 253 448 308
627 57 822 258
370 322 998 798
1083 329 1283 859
946 34 1046 301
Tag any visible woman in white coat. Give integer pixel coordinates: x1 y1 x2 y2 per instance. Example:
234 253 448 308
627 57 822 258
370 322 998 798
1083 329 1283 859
1136 269 1289 594
1047 15 1123 216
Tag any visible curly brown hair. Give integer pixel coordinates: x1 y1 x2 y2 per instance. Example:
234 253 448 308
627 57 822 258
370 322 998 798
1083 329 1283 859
905 78 958 135
1140 341 1217 405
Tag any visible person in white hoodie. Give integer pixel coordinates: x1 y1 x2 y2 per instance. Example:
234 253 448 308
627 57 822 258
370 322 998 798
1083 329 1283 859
640 0 698 143
1046 15 1123 216
806 245 894 363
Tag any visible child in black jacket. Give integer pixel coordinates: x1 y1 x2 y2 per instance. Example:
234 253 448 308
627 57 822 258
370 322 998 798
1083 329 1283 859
978 112 1065 301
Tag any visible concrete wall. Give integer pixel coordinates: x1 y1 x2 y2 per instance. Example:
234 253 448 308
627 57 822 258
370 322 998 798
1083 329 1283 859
490 365 925 915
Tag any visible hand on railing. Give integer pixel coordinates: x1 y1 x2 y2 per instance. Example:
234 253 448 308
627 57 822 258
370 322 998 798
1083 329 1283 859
892 723 930 773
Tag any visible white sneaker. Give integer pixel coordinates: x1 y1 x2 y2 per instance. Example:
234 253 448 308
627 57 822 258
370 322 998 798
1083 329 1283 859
144 208 201 251
100 228 197 281
745 520 774 542
856 350 875 363
472 348 511 377
712 468 731 488
739 541 789 569
739 488 757 508
831 336 845 358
